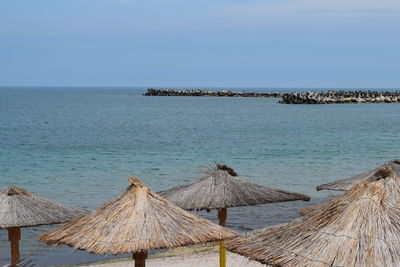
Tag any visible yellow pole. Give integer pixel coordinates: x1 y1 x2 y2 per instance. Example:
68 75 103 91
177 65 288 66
218 208 227 267
219 240 226 267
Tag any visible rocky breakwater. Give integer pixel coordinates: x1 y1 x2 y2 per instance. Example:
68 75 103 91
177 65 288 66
143 88 284 98
280 91 400 104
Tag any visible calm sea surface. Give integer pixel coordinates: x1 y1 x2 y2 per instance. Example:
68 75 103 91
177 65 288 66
1 87 399 266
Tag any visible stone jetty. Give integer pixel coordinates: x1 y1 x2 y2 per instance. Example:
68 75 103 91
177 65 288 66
143 88 284 98
280 91 400 104
144 88 400 104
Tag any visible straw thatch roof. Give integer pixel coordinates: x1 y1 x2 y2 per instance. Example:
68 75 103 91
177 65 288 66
301 160 400 216
226 166 400 267
316 160 400 191
158 165 310 211
0 186 88 229
298 204 319 216
39 178 237 255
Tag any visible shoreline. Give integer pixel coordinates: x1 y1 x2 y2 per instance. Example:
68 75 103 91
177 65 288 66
49 243 218 267
52 245 265 267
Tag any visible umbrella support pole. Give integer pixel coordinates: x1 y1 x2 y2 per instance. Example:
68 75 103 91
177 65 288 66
219 240 226 267
8 227 21 267
218 207 227 226
218 208 227 267
133 250 147 267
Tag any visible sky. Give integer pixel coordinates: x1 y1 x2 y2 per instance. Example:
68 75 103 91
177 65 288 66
0 0 399 88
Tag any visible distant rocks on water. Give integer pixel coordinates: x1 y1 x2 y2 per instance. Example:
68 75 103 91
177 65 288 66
280 91 400 104
144 88 400 104
143 88 284 98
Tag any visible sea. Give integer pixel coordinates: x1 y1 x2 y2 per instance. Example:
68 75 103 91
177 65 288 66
0 87 399 266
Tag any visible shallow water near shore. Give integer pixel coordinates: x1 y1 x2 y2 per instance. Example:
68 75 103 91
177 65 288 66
1 87 400 266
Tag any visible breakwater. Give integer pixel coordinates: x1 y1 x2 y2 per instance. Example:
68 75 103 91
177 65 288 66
280 91 400 104
144 88 400 104
143 88 284 98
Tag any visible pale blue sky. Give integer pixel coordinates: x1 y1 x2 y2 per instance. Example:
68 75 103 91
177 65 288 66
1 0 399 88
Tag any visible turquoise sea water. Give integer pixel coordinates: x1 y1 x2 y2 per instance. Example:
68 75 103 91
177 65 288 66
1 87 399 266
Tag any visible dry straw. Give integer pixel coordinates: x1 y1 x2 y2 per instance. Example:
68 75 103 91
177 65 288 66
159 164 309 267
0 186 87 229
300 160 400 216
316 160 400 191
226 165 400 267
39 177 237 255
159 164 310 211
0 186 87 267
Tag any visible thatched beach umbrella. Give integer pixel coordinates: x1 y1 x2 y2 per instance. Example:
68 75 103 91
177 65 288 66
226 164 400 267
159 164 310 266
300 160 400 216
0 186 87 267
39 177 237 267
316 159 400 191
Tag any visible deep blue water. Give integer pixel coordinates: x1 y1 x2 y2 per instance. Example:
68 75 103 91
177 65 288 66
1 87 399 266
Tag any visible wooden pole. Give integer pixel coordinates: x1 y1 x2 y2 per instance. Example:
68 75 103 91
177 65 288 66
218 207 227 226
8 227 21 267
133 250 147 267
218 208 227 267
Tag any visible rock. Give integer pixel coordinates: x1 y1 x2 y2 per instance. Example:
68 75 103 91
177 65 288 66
279 91 400 104
143 89 285 98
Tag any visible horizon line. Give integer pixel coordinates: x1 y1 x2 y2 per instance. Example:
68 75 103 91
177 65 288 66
1 85 400 90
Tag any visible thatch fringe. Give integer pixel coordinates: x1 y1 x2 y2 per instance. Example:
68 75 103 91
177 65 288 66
0 186 88 228
39 177 237 255
159 164 310 211
226 168 400 267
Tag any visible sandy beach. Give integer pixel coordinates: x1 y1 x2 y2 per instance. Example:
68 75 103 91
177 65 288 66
79 251 265 267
